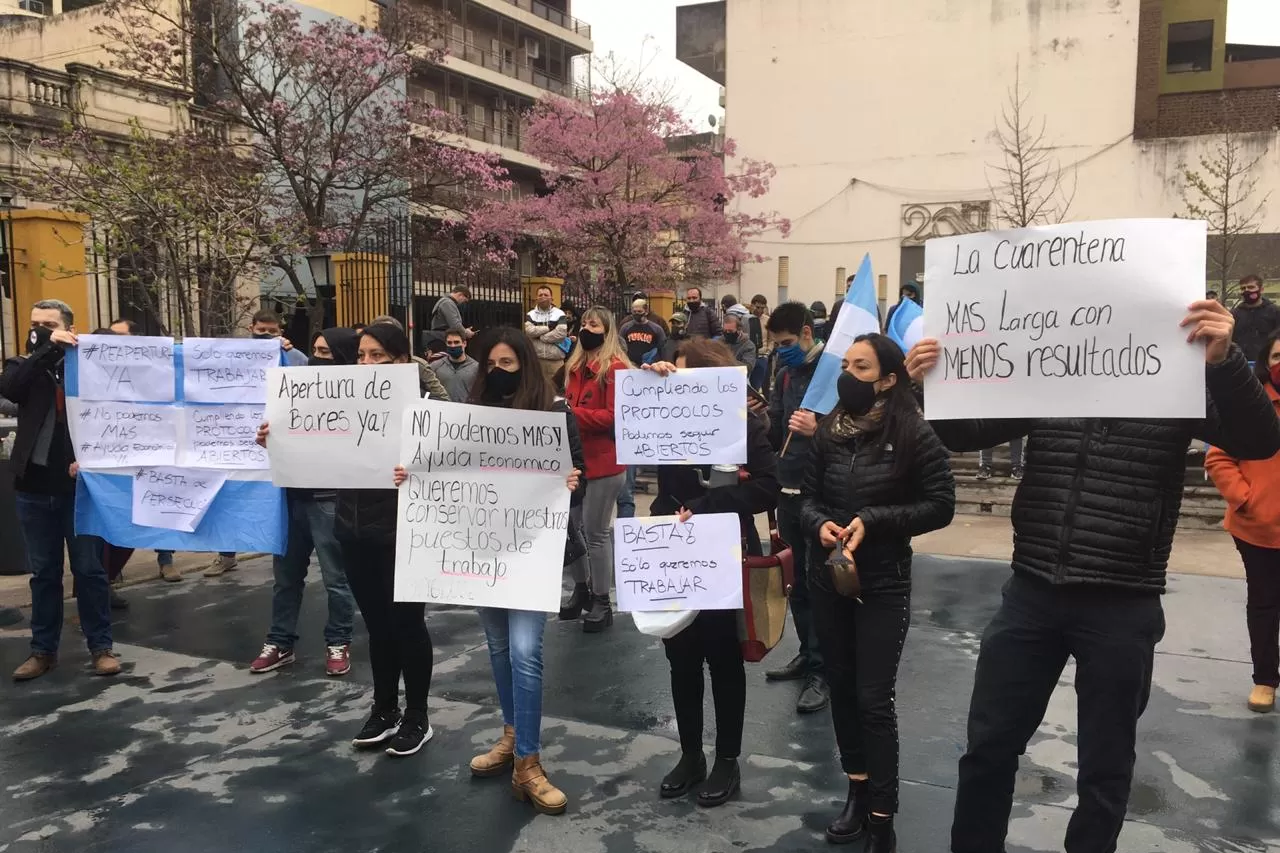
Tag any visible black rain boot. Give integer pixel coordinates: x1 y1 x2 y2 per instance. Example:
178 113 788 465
825 778 869 844
866 814 896 853
582 595 613 633
558 583 589 621
696 757 740 808
659 751 706 798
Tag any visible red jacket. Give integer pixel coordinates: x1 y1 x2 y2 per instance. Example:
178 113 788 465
565 356 626 480
1206 383 1280 549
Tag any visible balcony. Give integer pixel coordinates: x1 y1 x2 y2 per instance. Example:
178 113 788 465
439 34 589 103
494 0 590 38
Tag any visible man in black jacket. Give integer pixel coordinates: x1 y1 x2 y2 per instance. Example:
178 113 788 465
1 299 118 681
762 302 829 713
1230 273 1280 361
907 299 1280 853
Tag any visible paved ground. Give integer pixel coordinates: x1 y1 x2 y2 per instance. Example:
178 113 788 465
0 549 1275 853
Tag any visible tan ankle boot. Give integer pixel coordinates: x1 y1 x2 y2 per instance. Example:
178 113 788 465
470 725 515 777
512 753 567 815
1248 685 1276 713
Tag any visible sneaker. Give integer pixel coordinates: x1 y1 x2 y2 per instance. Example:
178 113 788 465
975 466 992 481
385 710 433 757
91 650 122 677
203 555 238 578
325 645 351 677
353 707 403 748
1010 466 1024 480
249 644 295 674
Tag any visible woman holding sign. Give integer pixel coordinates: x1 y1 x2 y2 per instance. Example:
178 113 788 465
645 338 779 808
563 307 633 632
800 333 954 851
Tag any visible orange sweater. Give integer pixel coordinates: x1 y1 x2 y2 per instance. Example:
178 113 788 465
1205 384 1280 549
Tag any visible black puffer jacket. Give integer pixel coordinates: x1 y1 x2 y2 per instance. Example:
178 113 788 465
800 410 956 595
930 346 1280 593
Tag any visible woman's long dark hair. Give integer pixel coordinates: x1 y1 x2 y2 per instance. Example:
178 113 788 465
359 323 410 362
1254 331 1280 386
468 326 556 412
850 333 919 476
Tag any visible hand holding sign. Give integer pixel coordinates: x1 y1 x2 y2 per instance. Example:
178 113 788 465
1180 299 1235 365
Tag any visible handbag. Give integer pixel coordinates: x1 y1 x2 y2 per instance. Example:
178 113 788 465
563 513 587 566
738 509 795 662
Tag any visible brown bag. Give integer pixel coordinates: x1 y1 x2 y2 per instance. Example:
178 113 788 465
827 548 862 600
738 510 795 663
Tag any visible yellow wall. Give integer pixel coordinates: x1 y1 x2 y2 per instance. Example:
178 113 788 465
6 210 90 337
1159 0 1227 94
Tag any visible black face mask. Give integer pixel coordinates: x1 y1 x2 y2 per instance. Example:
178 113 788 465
687 301 701 312
837 372 880 416
723 331 739 344
578 329 605 351
251 332 277 340
485 366 522 399
27 325 52 355
671 327 687 339
308 356 333 367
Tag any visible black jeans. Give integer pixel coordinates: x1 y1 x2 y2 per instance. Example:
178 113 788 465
340 539 433 713
951 573 1165 853
1234 537 1280 688
776 493 824 673
810 574 910 816
663 610 745 759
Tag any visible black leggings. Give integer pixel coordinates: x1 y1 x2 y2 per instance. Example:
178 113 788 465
1235 537 1280 688
340 539 433 712
663 610 746 759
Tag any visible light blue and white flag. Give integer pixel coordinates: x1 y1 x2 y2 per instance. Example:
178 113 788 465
886 297 924 356
800 254 881 415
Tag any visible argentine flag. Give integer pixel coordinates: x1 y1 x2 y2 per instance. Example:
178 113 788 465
886 297 924 356
800 254 881 415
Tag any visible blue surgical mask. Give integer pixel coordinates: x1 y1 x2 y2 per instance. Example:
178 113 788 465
446 345 465 359
776 343 805 368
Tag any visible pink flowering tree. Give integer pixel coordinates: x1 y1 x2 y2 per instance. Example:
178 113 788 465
470 88 788 295
94 0 510 326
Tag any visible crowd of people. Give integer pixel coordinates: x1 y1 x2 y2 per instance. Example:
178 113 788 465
4 272 1280 852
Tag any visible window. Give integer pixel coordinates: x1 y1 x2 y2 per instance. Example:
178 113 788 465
1167 20 1214 73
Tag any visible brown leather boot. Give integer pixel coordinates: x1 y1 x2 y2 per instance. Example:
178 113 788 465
512 754 567 815
469 725 515 777
92 650 122 677
1248 685 1276 713
13 654 56 681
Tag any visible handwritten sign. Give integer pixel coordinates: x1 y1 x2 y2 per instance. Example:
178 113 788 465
614 366 748 464
178 404 268 470
183 338 278 404
264 363 420 489
131 467 228 533
614 514 743 612
76 335 175 402
393 400 571 612
923 219 1207 420
66 399 179 468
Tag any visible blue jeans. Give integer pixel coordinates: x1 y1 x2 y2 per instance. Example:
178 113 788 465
616 466 637 519
267 494 354 648
15 491 112 655
479 607 547 757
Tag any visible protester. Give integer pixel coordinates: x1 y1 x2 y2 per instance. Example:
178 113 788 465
717 314 757 371
248 327 358 678
720 293 751 322
1205 330 1280 714
108 318 137 335
251 308 308 366
430 285 476 344
2 299 119 680
562 307 632 631
906 299 1280 853
883 282 921 331
619 298 666 367
430 327 479 403
645 338 779 808
977 438 1024 480
84 327 132 611
370 315 451 402
810 301 829 340
748 295 772 391
800 333 955 850
1230 274 1280 360
427 326 584 815
763 302 829 712
683 287 722 339
524 284 569 383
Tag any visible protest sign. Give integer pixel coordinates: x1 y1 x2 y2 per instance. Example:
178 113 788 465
182 338 278 404
922 219 1207 420
393 400 572 612
614 514 743 612
131 467 228 533
264 363 419 489
66 399 179 468
179 404 268 470
76 335 175 402
614 366 748 465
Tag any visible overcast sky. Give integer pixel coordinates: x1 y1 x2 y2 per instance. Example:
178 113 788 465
1228 0 1280 45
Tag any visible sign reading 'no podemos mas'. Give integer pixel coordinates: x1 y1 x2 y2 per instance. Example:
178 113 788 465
922 219 1207 420
614 366 748 465
393 400 573 613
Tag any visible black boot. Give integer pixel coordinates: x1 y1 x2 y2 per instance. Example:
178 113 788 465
582 595 613 633
558 583 589 621
866 814 896 853
696 757 740 808
659 751 706 798
825 778 869 844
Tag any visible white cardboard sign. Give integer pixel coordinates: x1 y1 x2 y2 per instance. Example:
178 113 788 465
179 404 268 470
614 513 743 612
922 218 1207 420
393 400 572 612
614 366 748 465
182 337 278 404
66 399 179 469
264 364 420 489
131 467 228 533
76 335 176 402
